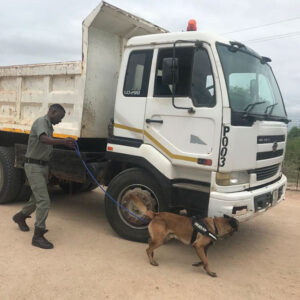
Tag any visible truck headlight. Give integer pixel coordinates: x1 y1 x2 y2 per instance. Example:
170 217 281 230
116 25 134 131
216 171 249 186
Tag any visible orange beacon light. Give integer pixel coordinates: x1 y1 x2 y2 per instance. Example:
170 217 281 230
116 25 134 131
186 19 197 31
187 19 197 31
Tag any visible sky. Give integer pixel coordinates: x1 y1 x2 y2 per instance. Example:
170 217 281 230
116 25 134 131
0 0 299 127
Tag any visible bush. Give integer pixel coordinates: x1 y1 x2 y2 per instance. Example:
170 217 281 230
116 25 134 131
283 135 300 184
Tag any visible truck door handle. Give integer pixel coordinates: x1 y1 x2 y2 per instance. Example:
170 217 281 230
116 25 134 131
146 119 163 124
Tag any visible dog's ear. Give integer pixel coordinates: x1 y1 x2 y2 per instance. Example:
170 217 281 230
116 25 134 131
229 218 239 231
223 214 231 219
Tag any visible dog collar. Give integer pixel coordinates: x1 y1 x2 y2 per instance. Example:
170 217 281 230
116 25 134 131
190 217 218 244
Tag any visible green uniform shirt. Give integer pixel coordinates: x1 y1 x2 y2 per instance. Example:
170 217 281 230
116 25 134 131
25 115 54 162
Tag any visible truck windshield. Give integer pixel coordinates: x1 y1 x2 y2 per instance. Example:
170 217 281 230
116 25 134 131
217 44 286 118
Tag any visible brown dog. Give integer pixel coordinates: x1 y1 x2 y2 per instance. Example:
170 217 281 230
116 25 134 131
131 193 238 277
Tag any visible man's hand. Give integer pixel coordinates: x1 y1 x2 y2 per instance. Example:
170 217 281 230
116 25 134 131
63 137 76 148
39 134 76 148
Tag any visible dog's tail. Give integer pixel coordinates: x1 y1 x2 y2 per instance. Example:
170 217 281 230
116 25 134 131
131 194 156 220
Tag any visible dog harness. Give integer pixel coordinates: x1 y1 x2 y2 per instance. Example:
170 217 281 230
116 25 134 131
190 216 218 244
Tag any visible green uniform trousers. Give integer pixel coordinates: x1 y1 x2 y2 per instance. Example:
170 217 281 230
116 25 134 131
21 163 50 229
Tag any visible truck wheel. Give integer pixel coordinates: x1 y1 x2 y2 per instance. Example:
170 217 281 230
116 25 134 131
14 169 31 202
105 168 167 242
0 147 23 204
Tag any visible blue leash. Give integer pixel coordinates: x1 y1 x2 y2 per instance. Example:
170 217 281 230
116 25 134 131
74 141 149 223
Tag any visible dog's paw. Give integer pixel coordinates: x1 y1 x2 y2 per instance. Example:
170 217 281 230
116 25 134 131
192 261 203 267
207 271 217 277
150 260 159 267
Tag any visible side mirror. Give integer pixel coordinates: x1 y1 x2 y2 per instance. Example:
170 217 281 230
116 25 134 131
162 57 179 85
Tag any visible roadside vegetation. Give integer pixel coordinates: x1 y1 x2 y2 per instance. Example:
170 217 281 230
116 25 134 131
284 126 300 188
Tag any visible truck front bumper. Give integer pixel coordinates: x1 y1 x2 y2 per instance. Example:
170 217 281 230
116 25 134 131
208 175 287 222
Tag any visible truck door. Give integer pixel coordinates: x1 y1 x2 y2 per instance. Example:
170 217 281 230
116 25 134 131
144 45 222 171
113 49 153 141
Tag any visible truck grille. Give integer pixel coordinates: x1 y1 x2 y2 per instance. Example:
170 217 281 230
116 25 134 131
257 149 283 160
257 135 285 144
253 164 279 181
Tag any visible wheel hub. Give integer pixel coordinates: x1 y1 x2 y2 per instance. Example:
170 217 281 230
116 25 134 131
118 187 158 228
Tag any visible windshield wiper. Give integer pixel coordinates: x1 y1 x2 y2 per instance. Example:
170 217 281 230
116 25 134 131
264 103 278 115
243 101 266 113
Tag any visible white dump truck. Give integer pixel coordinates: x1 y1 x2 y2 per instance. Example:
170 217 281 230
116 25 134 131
0 2 288 241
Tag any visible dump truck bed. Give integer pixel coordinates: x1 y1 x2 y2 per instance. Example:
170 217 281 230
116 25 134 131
0 61 83 138
0 1 167 139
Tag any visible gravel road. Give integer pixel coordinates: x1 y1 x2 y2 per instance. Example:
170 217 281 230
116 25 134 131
0 189 299 300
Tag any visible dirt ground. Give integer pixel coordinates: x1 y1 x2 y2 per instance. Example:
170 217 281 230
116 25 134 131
0 189 299 300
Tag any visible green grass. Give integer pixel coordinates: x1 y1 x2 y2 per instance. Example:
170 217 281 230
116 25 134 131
283 137 300 183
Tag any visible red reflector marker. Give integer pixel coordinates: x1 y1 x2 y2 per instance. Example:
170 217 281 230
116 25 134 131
107 146 113 151
204 159 212 166
197 158 212 166
187 19 197 31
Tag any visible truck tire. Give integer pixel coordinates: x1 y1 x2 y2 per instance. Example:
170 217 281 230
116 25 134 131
105 168 167 242
13 169 31 203
0 146 23 204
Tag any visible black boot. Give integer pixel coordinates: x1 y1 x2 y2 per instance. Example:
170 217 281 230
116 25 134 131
12 212 31 232
32 227 54 249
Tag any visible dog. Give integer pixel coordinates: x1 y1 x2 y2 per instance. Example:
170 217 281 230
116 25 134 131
131 193 238 277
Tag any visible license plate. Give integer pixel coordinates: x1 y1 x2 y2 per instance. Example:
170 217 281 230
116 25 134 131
272 189 279 204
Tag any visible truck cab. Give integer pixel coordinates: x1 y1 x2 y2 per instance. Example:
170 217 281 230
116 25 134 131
105 30 287 241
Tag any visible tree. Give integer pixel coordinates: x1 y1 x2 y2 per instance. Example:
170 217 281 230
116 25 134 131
288 126 300 138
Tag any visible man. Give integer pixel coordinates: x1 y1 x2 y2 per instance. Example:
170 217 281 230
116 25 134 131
12 104 75 249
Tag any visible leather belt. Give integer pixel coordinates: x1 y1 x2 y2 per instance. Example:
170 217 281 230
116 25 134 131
25 157 48 166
